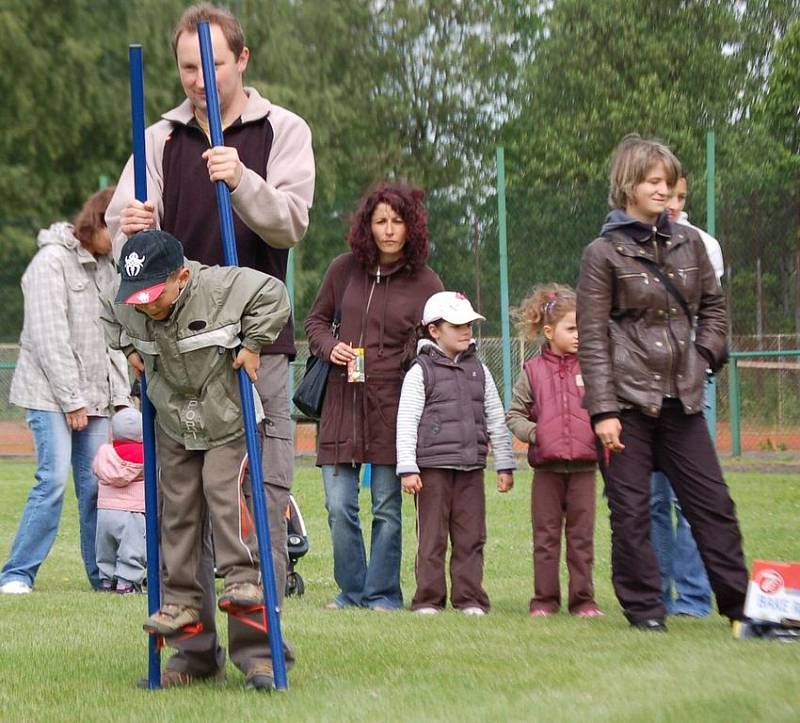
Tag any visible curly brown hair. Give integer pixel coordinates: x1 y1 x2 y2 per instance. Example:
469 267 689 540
347 182 430 272
514 283 576 341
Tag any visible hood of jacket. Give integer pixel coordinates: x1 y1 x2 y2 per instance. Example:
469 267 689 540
37 222 79 251
93 443 144 487
600 209 672 241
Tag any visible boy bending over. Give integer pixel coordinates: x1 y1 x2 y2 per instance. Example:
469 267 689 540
101 230 290 642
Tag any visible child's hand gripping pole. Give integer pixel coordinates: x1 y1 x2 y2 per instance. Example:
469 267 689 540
129 44 163 692
197 21 288 691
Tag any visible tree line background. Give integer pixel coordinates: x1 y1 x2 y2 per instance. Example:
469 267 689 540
0 0 798 343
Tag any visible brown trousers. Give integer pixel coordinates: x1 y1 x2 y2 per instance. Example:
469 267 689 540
165 355 294 676
156 429 260 609
530 469 598 614
600 402 747 624
412 468 490 612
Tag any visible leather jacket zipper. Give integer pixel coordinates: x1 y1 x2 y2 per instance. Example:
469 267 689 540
651 226 660 264
663 326 673 393
353 278 377 462
618 272 649 285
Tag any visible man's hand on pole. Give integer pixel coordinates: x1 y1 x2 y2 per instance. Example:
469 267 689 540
121 200 156 237
202 146 243 190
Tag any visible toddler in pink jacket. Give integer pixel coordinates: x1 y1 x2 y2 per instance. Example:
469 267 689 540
93 407 146 594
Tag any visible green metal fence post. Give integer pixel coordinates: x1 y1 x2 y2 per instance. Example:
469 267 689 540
728 357 741 456
496 146 512 409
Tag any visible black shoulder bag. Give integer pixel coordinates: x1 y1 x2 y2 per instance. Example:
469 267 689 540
294 257 358 419
292 311 340 420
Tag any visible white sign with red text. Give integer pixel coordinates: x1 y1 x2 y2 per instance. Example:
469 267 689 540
743 560 800 625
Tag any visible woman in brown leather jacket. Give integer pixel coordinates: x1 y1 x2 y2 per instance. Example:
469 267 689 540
576 134 748 632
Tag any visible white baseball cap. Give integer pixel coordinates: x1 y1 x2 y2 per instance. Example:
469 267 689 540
421 291 485 326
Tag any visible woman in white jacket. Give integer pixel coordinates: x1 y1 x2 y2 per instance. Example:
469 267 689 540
0 188 131 594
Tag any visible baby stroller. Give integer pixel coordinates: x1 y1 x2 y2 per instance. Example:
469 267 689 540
216 462 310 598
285 494 309 597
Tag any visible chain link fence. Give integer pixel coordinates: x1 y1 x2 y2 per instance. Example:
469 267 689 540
3 334 795 456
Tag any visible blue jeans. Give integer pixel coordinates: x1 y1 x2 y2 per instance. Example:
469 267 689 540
0 410 108 589
322 464 403 609
650 471 712 616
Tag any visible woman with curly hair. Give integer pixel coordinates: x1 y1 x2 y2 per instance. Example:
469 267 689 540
305 182 443 610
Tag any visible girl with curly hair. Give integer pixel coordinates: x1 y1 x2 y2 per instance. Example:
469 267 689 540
506 284 602 618
304 182 443 610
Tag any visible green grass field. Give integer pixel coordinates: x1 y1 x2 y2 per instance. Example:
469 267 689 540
0 458 798 722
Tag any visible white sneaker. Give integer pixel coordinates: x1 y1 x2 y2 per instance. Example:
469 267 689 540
413 607 440 615
461 606 485 616
0 580 32 594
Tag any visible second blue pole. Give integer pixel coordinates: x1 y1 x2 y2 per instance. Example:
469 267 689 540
197 21 288 691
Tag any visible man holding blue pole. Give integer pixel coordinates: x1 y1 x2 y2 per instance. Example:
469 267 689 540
106 2 315 689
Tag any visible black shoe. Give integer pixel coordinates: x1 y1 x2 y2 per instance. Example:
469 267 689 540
630 618 667 632
733 619 800 642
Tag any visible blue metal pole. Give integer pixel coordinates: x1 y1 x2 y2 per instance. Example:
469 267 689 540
129 43 161 691
197 21 288 691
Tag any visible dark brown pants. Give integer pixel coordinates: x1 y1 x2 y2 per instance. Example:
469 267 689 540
600 402 747 624
530 469 598 613
412 468 490 612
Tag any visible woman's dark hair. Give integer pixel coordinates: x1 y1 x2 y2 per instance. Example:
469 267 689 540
347 181 430 272
73 186 115 247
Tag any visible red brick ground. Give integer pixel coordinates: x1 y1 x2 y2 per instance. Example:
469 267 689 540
2 419 799 457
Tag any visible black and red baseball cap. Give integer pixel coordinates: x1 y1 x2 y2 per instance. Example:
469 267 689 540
116 230 185 304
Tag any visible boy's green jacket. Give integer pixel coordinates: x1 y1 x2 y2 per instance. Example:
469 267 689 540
101 260 290 450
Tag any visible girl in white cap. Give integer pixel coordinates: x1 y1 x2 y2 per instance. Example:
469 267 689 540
396 291 515 615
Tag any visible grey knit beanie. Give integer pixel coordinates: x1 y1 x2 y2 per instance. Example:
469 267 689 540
111 407 143 443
